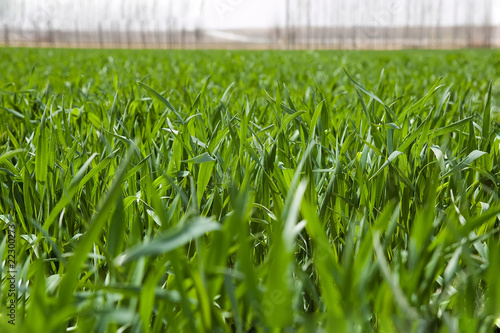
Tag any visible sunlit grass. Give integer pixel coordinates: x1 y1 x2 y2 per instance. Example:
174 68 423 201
0 47 499 332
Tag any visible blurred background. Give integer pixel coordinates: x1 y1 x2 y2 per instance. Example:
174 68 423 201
0 0 499 49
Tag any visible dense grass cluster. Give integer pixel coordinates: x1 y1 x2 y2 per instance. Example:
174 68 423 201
1 48 500 332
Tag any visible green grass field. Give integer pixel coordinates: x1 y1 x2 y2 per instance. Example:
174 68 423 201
1 48 500 332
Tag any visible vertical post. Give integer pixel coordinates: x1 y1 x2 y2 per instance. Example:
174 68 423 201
124 0 129 48
141 20 146 48
75 20 80 48
155 20 160 49
166 17 171 49
285 0 289 49
98 22 104 48
169 3 174 48
4 24 9 46
153 0 158 48
330 0 336 49
384 0 389 50
118 21 123 48
34 22 40 47
404 0 410 48
420 0 425 48
453 0 459 47
127 19 132 49
436 0 443 48
171 18 175 49
352 1 357 50
467 0 473 47
322 0 327 48
48 21 54 46
109 21 114 48
340 0 345 49
306 0 310 48
484 0 492 48
338 0 343 49
181 28 186 49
